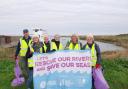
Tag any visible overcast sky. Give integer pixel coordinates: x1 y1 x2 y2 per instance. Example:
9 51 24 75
0 0 128 35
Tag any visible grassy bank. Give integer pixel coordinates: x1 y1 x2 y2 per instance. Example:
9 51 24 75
0 58 128 89
102 57 128 89
102 50 128 59
95 34 128 48
0 47 15 60
80 34 128 48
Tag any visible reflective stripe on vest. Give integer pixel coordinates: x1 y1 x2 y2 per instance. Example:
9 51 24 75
28 58 34 67
51 42 63 51
19 38 32 57
68 42 80 50
86 44 97 66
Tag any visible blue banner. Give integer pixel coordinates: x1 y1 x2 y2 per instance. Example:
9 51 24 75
33 50 92 89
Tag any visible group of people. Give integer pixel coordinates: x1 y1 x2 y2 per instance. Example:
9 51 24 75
15 29 101 89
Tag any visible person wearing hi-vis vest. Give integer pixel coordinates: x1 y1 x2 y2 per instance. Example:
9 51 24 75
51 34 63 51
43 35 51 53
82 33 101 89
65 34 82 50
15 29 32 79
26 34 44 89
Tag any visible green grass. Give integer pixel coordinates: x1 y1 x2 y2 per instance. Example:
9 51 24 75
102 58 128 89
0 59 26 89
0 58 128 89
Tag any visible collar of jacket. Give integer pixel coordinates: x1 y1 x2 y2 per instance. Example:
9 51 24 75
87 42 95 48
23 36 31 40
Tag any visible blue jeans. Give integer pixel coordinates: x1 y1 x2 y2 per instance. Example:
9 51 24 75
27 69 33 89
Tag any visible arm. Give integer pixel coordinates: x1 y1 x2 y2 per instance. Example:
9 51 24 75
15 41 21 59
95 43 102 66
26 42 34 58
26 47 33 58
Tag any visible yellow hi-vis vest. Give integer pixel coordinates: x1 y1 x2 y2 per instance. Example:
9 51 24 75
86 44 97 66
68 42 81 50
43 43 47 53
28 43 43 67
43 42 51 53
51 42 63 51
19 38 32 57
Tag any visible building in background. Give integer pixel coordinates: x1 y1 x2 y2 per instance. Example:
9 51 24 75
0 36 20 47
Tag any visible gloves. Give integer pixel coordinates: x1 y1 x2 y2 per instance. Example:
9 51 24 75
15 55 18 60
96 64 101 69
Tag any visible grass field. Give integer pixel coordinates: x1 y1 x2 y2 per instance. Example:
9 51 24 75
102 58 128 89
0 58 128 89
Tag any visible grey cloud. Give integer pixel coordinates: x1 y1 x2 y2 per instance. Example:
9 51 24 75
0 0 128 35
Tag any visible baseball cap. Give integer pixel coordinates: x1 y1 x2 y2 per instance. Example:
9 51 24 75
23 29 29 33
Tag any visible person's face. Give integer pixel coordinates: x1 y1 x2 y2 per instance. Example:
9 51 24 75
55 35 60 41
23 32 29 38
33 37 39 43
71 36 77 43
44 37 49 43
87 37 93 44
